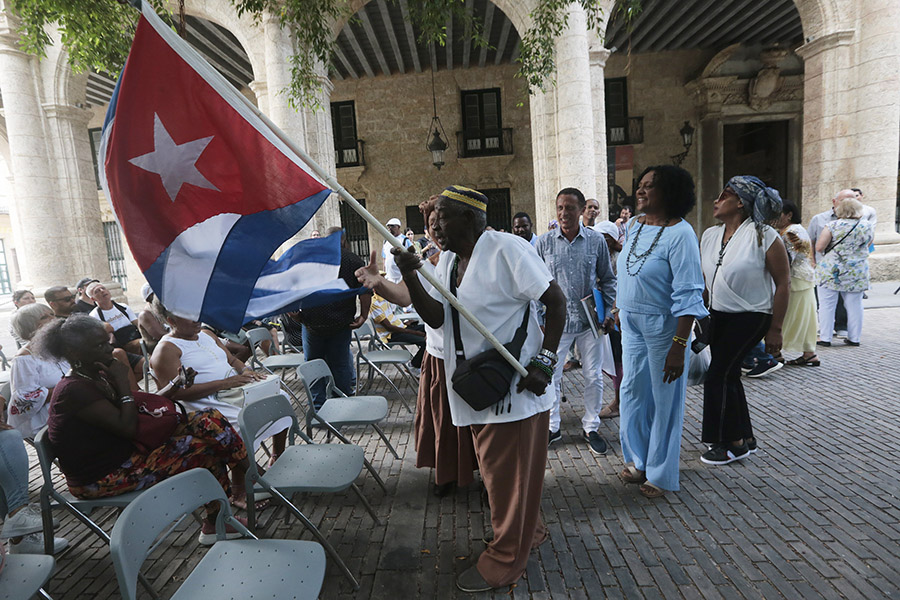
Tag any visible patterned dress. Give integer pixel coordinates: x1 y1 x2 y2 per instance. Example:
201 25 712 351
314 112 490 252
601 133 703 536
815 218 874 293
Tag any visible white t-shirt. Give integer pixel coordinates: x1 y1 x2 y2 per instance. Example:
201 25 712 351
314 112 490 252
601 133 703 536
418 259 444 359
382 235 411 284
701 219 779 314
430 230 555 426
89 304 138 332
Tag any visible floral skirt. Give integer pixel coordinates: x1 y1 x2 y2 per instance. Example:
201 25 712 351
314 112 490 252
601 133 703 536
69 408 247 499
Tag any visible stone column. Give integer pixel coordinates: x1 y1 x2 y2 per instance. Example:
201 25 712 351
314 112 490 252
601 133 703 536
0 14 75 288
303 71 341 233
588 44 610 219
529 5 597 230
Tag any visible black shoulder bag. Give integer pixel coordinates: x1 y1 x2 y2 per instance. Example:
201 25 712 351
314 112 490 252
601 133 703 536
448 258 530 413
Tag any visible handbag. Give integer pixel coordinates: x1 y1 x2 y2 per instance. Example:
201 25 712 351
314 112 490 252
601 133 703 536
686 346 710 387
448 258 530 412
133 391 186 454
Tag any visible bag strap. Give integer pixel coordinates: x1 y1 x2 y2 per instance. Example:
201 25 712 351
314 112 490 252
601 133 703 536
448 256 530 361
823 220 859 255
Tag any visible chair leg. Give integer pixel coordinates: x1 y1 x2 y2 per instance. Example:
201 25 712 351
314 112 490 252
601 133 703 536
362 457 387 493
267 486 360 590
37 589 53 600
371 364 412 413
372 424 399 459
350 482 380 524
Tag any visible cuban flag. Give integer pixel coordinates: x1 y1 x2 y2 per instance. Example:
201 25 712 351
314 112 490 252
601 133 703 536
99 1 355 332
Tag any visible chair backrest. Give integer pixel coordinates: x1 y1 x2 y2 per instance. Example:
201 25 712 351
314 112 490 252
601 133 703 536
353 320 381 352
245 327 280 356
0 381 10 405
295 360 338 413
0 347 8 371
110 468 245 600
237 395 305 478
32 428 58 485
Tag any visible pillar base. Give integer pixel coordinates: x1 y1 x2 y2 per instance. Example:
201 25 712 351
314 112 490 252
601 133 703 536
870 244 900 282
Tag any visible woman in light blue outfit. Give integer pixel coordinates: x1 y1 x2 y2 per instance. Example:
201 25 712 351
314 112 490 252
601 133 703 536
614 166 708 498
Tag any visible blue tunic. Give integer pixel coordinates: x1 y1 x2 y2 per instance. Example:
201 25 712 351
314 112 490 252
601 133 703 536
616 218 707 491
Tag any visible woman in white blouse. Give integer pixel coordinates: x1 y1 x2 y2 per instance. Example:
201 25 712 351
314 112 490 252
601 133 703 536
699 176 790 466
8 304 69 438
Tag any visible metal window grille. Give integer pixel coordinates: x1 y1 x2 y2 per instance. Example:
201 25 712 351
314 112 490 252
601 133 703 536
339 197 370 260
481 188 512 232
0 239 11 294
103 221 128 291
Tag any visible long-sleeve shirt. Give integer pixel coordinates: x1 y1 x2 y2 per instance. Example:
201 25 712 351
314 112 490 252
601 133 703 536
616 218 708 319
535 224 616 334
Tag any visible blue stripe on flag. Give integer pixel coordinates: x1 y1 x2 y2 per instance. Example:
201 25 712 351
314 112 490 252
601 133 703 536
200 188 332 330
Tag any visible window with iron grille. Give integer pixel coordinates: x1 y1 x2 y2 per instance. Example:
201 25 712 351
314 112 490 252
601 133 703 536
0 239 11 295
339 197 370 260
404 206 426 235
480 188 512 232
331 101 361 167
103 221 128 291
461 89 504 156
605 78 629 145
88 127 102 190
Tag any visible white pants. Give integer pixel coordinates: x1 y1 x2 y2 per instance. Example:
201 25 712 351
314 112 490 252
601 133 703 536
817 286 863 343
550 329 605 434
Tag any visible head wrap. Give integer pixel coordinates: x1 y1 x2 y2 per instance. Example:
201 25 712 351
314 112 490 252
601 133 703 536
726 176 783 224
439 185 488 213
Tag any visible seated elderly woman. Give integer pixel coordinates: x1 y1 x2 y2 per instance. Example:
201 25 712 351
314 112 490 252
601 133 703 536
9 290 36 348
150 303 288 471
33 315 250 544
8 303 69 439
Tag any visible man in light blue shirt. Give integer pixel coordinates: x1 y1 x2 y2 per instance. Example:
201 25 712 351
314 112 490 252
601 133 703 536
535 188 616 455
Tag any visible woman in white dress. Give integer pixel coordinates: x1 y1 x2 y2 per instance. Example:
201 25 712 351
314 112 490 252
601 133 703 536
8 304 69 438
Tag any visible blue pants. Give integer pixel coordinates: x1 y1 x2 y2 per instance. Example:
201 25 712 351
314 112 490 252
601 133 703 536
0 428 30 518
742 341 772 368
619 311 690 491
301 326 355 408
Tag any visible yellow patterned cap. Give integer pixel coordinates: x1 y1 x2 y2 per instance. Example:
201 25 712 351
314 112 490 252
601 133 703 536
439 185 488 213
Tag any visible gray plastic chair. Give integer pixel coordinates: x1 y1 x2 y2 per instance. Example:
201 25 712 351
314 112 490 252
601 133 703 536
109 468 325 600
238 394 377 590
352 320 416 412
33 427 160 597
0 554 55 600
245 327 305 375
296 359 398 459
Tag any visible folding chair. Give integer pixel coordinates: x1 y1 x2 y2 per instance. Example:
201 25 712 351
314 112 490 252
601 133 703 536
33 428 164 598
110 468 325 600
139 340 152 391
296 360 398 459
238 395 377 590
0 554 55 600
352 320 416 413
245 327 305 376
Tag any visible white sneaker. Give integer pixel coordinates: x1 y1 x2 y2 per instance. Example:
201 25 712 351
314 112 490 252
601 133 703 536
8 532 69 555
1 504 44 538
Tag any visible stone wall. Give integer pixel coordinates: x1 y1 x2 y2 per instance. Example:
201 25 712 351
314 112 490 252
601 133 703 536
331 63 534 260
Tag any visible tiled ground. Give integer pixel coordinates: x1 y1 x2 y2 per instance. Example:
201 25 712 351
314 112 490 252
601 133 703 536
18 306 900 599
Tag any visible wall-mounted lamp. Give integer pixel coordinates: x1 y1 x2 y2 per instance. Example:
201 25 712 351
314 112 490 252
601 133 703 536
671 121 695 166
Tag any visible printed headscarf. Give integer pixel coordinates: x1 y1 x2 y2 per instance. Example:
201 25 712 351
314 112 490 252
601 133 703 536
726 175 783 224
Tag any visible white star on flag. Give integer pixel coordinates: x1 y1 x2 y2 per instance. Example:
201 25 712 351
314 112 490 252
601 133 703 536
128 113 219 202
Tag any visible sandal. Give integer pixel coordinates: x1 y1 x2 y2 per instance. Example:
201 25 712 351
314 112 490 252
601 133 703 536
639 482 666 499
599 405 620 419
786 355 820 366
618 466 646 484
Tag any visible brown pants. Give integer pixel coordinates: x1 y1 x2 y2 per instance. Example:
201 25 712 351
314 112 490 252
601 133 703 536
472 411 549 587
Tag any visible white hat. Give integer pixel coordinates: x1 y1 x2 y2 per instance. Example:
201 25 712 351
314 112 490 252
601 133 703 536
592 221 619 239
141 283 154 302
386 218 401 227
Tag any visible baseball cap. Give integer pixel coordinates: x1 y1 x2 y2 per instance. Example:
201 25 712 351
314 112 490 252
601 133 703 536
386 218 401 226
593 221 619 239
75 277 99 291
141 283 155 302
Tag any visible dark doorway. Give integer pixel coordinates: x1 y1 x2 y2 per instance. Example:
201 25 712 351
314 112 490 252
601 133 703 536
339 197 370 260
723 121 789 198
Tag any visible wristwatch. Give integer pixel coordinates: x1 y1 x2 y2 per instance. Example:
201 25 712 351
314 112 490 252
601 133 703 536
537 349 558 367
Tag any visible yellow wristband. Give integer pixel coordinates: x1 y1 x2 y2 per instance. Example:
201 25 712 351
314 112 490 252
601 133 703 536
672 336 688 347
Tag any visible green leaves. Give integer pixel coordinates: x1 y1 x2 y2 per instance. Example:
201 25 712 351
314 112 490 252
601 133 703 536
7 0 639 108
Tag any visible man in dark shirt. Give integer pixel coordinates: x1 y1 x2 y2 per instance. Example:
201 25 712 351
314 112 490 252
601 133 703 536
298 227 372 406
72 277 99 313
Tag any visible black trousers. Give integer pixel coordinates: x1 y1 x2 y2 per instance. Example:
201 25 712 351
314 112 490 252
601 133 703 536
702 310 771 444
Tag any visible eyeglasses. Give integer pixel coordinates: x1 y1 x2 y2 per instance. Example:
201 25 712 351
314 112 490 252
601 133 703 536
52 295 75 302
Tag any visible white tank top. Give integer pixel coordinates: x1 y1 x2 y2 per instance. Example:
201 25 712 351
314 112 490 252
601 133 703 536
158 332 238 421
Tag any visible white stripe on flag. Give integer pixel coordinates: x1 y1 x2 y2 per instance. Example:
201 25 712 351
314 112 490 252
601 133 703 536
161 213 241 321
245 279 351 319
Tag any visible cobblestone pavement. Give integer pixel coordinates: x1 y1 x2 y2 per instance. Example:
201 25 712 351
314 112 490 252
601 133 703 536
16 306 900 598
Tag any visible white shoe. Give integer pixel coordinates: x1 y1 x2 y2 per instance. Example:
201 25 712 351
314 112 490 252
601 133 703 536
1 504 45 538
8 532 69 555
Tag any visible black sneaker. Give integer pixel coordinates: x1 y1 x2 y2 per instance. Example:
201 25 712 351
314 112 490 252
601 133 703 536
747 438 758 454
816 340 831 347
747 359 783 378
548 430 561 446
700 442 750 465
582 431 608 455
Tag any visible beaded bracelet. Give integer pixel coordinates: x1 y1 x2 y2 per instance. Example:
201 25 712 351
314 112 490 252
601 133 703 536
528 359 554 378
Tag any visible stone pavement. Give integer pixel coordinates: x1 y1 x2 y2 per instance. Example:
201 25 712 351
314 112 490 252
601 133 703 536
5 304 900 599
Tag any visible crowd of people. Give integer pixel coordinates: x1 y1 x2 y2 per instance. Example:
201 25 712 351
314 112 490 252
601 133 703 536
0 172 878 593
